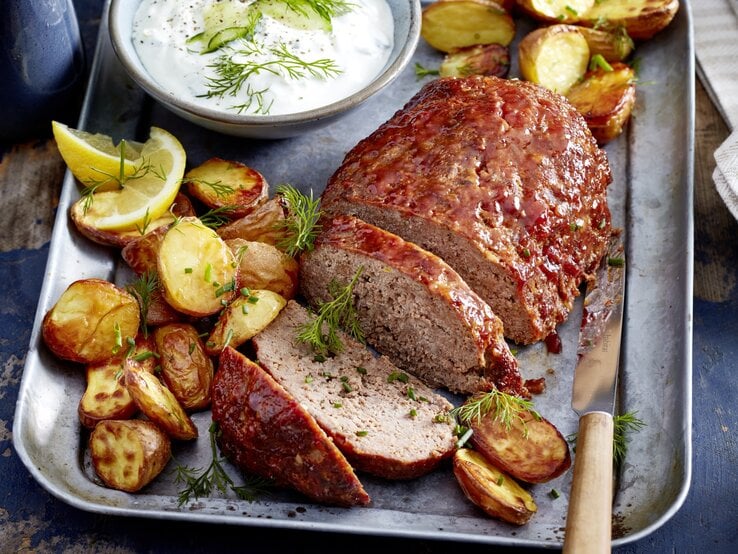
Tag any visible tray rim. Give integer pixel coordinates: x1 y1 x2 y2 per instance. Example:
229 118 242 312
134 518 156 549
12 0 695 547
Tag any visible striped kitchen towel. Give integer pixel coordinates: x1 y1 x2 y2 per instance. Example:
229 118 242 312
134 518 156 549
693 0 738 220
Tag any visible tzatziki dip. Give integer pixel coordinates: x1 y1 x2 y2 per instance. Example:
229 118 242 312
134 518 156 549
132 0 394 116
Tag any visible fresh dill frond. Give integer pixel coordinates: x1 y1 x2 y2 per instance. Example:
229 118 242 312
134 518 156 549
414 62 440 80
279 0 354 26
613 411 646 467
450 389 540 438
296 266 364 355
187 178 235 198
199 206 238 229
174 422 271 506
125 270 158 338
275 184 322 257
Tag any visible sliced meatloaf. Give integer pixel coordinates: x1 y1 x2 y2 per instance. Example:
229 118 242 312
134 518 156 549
299 214 526 397
320 75 613 345
212 346 370 507
252 300 457 480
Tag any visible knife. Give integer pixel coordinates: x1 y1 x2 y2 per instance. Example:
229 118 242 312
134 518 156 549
563 238 626 554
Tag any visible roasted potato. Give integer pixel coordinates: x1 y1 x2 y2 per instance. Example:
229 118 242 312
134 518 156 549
157 216 237 317
518 24 590 95
184 157 268 219
42 278 140 364
439 43 511 78
205 289 287 356
121 225 168 275
70 192 195 249
145 288 187 327
468 407 572 483
226 238 299 300
89 419 171 492
153 323 213 412
453 449 537 525
78 335 158 428
580 0 680 41
124 366 198 440
566 62 637 144
216 196 289 246
515 0 594 23
577 25 634 62
421 0 516 53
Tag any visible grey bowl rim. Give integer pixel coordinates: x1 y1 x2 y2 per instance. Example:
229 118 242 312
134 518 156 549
107 0 422 127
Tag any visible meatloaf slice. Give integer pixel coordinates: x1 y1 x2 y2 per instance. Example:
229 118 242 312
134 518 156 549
320 75 613 345
299 214 526 397
252 300 457 480
211 346 370 507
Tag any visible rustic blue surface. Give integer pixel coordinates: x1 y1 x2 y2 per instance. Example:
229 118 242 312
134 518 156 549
2 1 737 551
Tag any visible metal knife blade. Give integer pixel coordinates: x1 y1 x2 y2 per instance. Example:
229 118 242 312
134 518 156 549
563 238 626 554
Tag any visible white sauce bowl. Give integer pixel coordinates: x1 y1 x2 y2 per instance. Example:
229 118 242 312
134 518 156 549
109 0 421 139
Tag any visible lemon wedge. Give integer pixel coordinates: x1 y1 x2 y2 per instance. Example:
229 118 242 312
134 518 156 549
73 126 186 232
52 120 144 191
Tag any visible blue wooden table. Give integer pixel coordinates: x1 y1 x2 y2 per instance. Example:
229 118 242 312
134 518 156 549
1 1 736 551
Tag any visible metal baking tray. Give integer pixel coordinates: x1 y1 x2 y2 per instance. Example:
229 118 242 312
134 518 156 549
13 0 694 548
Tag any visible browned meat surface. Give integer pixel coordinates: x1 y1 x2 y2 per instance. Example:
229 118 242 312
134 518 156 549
300 215 526 397
211 346 370 507
253 300 457 480
321 75 612 344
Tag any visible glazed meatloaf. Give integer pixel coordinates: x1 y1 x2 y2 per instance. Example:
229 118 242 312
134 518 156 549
299 214 526 397
212 346 370 507
320 75 613 344
252 300 457 480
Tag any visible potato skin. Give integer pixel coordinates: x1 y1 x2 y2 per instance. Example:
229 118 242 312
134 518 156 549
439 44 511 78
226 238 299 300
121 225 169 275
42 278 140 364
89 419 171 492
185 157 268 219
125 366 198 440
217 196 289 247
469 409 572 483
453 449 537 525
515 0 594 23
580 0 680 41
154 323 213 412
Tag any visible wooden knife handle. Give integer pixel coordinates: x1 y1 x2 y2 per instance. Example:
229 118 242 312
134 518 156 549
563 411 614 554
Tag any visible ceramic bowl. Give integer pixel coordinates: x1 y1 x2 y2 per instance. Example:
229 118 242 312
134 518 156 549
108 0 421 139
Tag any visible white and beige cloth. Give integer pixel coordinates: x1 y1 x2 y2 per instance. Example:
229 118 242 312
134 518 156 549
693 0 738 220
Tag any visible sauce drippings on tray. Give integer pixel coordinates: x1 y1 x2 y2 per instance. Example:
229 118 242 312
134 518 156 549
132 0 394 116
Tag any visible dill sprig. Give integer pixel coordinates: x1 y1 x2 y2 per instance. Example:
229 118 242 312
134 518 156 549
199 206 238 229
613 411 646 467
174 422 272 506
186 177 235 198
275 184 322 257
279 0 354 26
450 389 541 439
297 266 364 355
414 62 440 80
125 270 158 338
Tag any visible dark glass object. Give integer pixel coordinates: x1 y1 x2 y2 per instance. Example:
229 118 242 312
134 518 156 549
0 0 86 143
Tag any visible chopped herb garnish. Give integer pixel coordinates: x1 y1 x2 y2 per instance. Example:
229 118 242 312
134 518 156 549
607 256 625 267
305 374 314 384
549 488 561 499
409 408 417 418
456 427 474 449
204 263 213 282
406 386 417 401
414 62 440 80
496 475 505 486
333 402 343 408
434 413 451 424
223 328 234 350
589 53 614 72
132 350 159 362
215 279 236 297
184 267 193 274
188 342 196 355
356 430 368 437
355 366 367 375
313 353 326 363
112 322 123 355
387 371 409 384
341 380 352 393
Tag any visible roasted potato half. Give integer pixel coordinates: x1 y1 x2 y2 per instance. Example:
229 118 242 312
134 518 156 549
469 407 572 483
42 278 140 364
205 289 287 356
145 288 187 327
70 192 195 249
184 157 268 219
566 62 637 144
89 419 171 493
453 449 537 525
577 25 634 62
580 0 680 41
515 0 594 23
421 0 516 53
226 238 299 300
121 225 168 275
125 366 198 440
78 335 158 428
154 323 213 412
157 216 237 317
439 43 511 78
518 24 590 95
217 196 289 246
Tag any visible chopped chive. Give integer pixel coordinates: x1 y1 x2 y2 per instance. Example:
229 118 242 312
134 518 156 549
341 381 352 393
133 350 159 362
549 489 561 499
565 5 578 16
112 322 122 354
223 328 234 349
305 374 314 384
215 280 236 297
409 408 417 418
356 430 368 437
184 267 193 274
204 263 213 282
313 353 326 363
608 256 625 267
388 371 409 384
434 413 450 424
242 304 249 315
456 427 474 449
589 53 614 72
333 402 342 408
496 475 505 486
355 366 367 375
240 287 252 297
247 295 260 304
406 386 417 401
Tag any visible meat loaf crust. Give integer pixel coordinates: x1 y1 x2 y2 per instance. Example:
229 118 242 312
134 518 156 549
252 300 457 480
320 75 612 344
211 346 370 507
300 214 526 397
